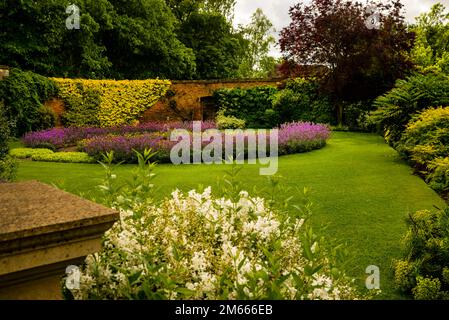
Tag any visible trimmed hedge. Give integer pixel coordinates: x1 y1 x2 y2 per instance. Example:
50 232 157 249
53 78 172 127
9 147 94 163
9 148 54 159
31 151 95 163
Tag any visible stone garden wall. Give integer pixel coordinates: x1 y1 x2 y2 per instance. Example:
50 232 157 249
140 79 282 122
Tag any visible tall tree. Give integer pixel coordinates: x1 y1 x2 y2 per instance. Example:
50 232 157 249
279 0 414 124
203 0 236 23
0 0 196 79
411 3 449 74
105 0 196 79
178 12 245 79
165 0 203 23
238 8 277 78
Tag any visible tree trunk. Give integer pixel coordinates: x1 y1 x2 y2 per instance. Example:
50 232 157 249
336 102 343 126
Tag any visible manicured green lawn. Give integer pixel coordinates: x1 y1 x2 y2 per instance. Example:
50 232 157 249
15 132 446 299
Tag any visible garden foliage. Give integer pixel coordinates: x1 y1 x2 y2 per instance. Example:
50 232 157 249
0 68 58 136
394 208 449 300
9 148 94 163
23 121 330 164
213 86 278 128
369 72 449 146
54 78 171 127
272 78 334 125
396 107 449 194
0 103 17 181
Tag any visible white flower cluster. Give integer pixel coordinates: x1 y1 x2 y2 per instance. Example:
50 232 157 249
68 187 358 300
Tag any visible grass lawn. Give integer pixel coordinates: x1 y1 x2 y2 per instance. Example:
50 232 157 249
14 131 446 299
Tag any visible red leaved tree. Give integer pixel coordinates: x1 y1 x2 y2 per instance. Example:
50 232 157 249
279 0 414 124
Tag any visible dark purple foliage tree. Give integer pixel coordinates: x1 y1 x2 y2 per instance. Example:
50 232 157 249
279 0 415 124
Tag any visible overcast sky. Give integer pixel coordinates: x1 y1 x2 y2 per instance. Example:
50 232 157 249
233 0 449 57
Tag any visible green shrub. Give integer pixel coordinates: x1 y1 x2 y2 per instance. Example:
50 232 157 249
0 104 17 182
9 148 54 159
0 102 9 159
272 78 334 125
36 106 57 131
215 111 246 129
393 208 449 299
0 68 58 136
31 152 95 163
412 277 443 300
396 107 449 193
398 107 449 162
369 72 449 146
60 87 101 127
343 101 376 131
0 155 17 182
213 86 278 128
393 260 419 293
427 157 449 193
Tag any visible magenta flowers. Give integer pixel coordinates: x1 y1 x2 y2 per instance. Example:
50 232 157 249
22 121 331 163
22 121 217 150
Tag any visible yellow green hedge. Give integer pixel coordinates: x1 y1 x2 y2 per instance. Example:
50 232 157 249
52 78 171 127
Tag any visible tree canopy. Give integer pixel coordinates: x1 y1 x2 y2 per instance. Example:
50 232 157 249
279 0 415 123
411 3 449 74
0 0 270 80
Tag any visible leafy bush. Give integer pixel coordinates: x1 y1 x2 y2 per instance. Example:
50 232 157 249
216 111 246 129
427 157 449 194
9 148 54 159
0 103 17 182
61 88 101 127
31 152 95 164
0 102 9 160
393 208 449 299
214 86 278 128
395 107 449 194
9 147 94 163
0 156 17 182
343 101 376 131
272 78 334 125
369 72 449 146
0 68 58 136
54 78 171 127
398 107 449 163
65 153 359 300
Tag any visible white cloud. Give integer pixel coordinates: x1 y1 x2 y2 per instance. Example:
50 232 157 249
234 0 449 57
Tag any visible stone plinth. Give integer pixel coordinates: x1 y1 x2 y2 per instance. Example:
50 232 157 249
0 181 119 300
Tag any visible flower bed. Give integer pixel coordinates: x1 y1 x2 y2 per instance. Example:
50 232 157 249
278 122 331 155
22 121 217 150
23 122 331 164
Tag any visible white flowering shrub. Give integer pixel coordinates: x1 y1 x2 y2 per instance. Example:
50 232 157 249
65 151 360 300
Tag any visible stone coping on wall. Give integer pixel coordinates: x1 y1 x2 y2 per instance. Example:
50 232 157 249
0 181 118 253
171 78 284 85
0 181 119 298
